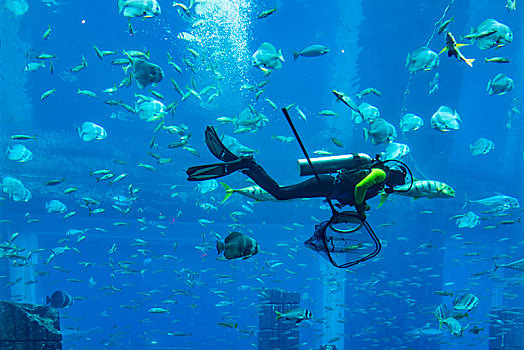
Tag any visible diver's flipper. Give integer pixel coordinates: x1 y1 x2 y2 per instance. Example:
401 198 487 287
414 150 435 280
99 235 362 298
186 159 247 181
205 126 239 162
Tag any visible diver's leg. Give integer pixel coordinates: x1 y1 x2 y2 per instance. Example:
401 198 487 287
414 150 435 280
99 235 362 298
205 126 239 162
242 158 335 200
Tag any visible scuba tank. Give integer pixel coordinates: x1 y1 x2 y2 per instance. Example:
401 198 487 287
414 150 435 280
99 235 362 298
297 153 373 176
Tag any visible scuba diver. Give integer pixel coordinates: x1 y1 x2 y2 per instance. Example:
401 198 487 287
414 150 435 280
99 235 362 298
186 126 409 219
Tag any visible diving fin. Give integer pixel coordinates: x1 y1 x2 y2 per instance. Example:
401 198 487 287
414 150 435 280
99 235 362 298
186 159 248 181
205 126 239 162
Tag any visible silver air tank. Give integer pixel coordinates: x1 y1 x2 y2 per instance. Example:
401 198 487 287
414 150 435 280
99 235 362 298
298 153 373 176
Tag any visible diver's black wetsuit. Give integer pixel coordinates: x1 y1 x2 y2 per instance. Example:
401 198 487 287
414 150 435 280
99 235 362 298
242 160 336 200
240 157 386 207
186 126 394 210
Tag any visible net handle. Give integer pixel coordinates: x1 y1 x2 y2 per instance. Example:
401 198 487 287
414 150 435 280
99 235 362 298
324 213 381 269
281 108 382 268
281 108 337 215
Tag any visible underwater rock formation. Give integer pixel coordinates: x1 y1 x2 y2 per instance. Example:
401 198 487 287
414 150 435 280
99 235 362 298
0 301 62 349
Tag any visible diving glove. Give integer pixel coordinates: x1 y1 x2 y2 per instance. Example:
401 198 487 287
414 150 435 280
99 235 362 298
355 203 370 220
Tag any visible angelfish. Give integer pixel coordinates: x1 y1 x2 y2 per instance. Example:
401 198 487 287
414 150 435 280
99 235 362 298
216 232 259 260
126 55 164 89
117 0 161 18
46 290 73 309
439 32 475 67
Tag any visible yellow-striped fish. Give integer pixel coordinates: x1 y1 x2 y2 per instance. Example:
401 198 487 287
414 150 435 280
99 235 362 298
220 182 278 203
379 180 455 207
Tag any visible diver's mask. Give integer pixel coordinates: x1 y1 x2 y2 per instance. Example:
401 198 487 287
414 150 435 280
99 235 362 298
385 165 407 187
380 160 413 194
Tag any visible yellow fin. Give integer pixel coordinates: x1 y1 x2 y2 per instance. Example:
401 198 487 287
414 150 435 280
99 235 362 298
377 193 389 208
220 182 234 204
438 47 448 55
464 58 475 67
456 43 469 48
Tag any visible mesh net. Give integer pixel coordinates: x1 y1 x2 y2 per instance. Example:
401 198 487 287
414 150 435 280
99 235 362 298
304 212 380 268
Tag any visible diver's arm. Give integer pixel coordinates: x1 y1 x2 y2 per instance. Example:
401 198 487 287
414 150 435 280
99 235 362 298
354 168 386 205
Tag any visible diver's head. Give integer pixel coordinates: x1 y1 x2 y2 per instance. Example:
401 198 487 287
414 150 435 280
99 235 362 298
385 165 407 188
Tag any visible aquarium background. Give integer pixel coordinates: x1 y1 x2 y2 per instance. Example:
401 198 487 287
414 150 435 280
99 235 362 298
0 0 523 349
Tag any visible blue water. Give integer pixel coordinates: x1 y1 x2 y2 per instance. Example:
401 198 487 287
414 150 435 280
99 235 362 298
0 0 523 349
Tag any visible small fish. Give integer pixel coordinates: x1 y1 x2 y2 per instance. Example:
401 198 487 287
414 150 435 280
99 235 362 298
40 88 57 101
53 265 71 274
42 25 52 40
110 174 128 185
173 2 191 17
257 8 276 19
89 208 105 216
168 59 183 74
331 137 344 148
198 219 214 226
36 53 56 60
71 55 88 72
420 210 434 214
499 219 521 225
439 32 474 67
462 29 498 41
506 0 516 11
485 57 510 64
437 17 454 35
138 163 157 172
10 135 36 140
271 135 294 143
295 105 307 121
293 45 330 60
276 308 312 324
217 322 238 328
77 89 97 98
318 110 338 117
357 88 382 99
104 99 123 106
45 178 65 186
128 20 135 36
148 307 169 314
150 90 164 100
313 149 333 156
63 187 77 194
168 332 191 336
187 48 199 58
434 290 453 297
90 169 111 177
108 243 117 254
